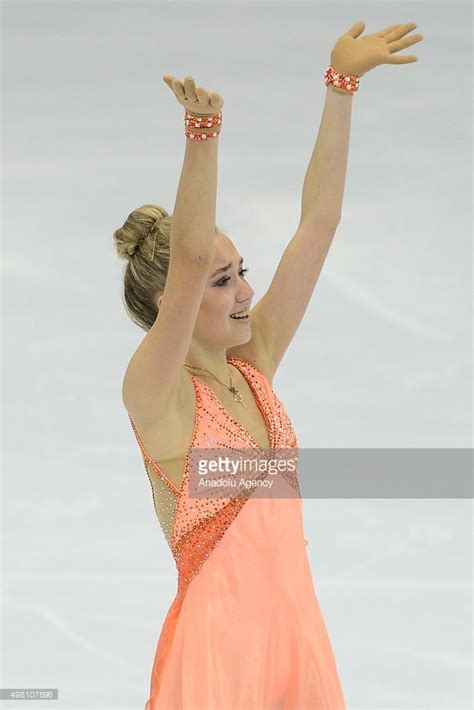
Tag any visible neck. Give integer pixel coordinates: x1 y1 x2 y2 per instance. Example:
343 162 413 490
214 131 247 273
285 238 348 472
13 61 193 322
183 345 233 384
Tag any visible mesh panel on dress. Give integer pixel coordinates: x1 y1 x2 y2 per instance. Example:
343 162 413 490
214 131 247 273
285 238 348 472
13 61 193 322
144 460 179 547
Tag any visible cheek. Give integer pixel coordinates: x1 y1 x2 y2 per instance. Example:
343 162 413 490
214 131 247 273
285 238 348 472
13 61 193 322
201 289 233 317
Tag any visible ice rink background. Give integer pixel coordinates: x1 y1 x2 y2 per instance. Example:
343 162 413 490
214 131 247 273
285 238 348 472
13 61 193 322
2 1 472 709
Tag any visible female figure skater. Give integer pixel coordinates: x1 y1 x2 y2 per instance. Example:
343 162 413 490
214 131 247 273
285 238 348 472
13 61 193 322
114 20 423 710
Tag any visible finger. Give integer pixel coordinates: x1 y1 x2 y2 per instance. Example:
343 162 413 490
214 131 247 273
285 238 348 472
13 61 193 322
376 24 402 38
196 87 210 106
184 76 198 102
171 78 186 99
162 74 175 87
385 22 418 43
209 92 223 109
344 20 366 38
385 54 419 65
388 34 424 53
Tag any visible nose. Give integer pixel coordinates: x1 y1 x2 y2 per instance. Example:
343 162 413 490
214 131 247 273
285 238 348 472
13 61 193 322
237 283 254 304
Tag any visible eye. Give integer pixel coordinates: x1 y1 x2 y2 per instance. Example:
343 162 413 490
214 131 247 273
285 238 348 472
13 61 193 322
215 267 249 287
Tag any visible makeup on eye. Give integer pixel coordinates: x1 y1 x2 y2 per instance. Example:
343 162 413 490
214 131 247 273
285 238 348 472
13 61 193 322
215 267 249 286
214 265 249 287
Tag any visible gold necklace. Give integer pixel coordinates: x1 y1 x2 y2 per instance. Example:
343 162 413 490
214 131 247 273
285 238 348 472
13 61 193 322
183 362 246 408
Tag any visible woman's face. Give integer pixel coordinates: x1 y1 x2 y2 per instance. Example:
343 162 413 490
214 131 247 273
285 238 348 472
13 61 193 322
194 233 255 349
157 233 254 349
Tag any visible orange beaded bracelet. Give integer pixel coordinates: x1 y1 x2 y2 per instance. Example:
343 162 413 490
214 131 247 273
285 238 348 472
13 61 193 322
324 65 360 95
183 64 358 142
184 110 222 141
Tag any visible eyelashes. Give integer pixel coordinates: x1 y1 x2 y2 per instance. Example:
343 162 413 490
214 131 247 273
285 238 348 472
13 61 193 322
215 267 249 287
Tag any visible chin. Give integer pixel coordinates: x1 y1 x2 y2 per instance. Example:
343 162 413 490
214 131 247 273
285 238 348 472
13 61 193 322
238 330 252 344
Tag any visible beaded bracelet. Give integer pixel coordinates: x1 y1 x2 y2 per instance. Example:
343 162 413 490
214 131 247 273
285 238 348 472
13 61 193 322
184 110 222 141
183 63 358 142
324 65 360 95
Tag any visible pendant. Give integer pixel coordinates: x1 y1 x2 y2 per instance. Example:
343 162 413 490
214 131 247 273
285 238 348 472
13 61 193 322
230 386 246 408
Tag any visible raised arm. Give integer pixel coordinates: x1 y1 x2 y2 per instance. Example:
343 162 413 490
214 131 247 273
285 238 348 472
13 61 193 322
169 122 219 263
247 22 424 378
122 76 224 425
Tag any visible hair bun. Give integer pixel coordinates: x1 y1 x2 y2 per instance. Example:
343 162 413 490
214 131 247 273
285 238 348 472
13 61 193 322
113 204 169 260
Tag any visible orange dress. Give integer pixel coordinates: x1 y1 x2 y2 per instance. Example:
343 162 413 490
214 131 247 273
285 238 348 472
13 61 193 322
128 356 346 710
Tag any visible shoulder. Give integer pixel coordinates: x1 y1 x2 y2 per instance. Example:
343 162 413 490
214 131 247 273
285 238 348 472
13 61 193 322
123 348 189 432
226 337 275 388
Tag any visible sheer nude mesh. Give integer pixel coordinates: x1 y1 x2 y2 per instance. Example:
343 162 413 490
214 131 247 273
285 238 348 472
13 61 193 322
144 461 178 547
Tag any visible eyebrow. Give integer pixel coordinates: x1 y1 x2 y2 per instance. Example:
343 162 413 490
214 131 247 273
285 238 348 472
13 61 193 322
211 256 244 278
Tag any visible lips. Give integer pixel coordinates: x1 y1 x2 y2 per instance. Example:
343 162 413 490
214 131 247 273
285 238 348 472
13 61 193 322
230 313 250 320
230 305 251 317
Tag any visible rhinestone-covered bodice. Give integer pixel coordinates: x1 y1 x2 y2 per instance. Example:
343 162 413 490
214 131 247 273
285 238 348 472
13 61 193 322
128 356 299 600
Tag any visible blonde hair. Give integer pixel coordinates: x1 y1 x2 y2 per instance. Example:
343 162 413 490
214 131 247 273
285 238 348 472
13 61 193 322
113 203 220 332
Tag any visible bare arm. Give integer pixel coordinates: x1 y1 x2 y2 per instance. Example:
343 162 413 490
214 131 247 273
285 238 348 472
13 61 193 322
299 86 352 226
123 79 223 422
248 19 424 378
169 135 219 262
246 86 351 378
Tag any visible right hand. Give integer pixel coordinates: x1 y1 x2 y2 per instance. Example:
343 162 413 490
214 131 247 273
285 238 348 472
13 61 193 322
162 74 224 117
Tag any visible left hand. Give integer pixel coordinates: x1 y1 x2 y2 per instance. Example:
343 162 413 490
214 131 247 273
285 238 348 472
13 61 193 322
330 21 424 78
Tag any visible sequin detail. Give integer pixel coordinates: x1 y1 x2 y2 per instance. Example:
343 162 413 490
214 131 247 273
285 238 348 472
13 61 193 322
128 356 300 599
